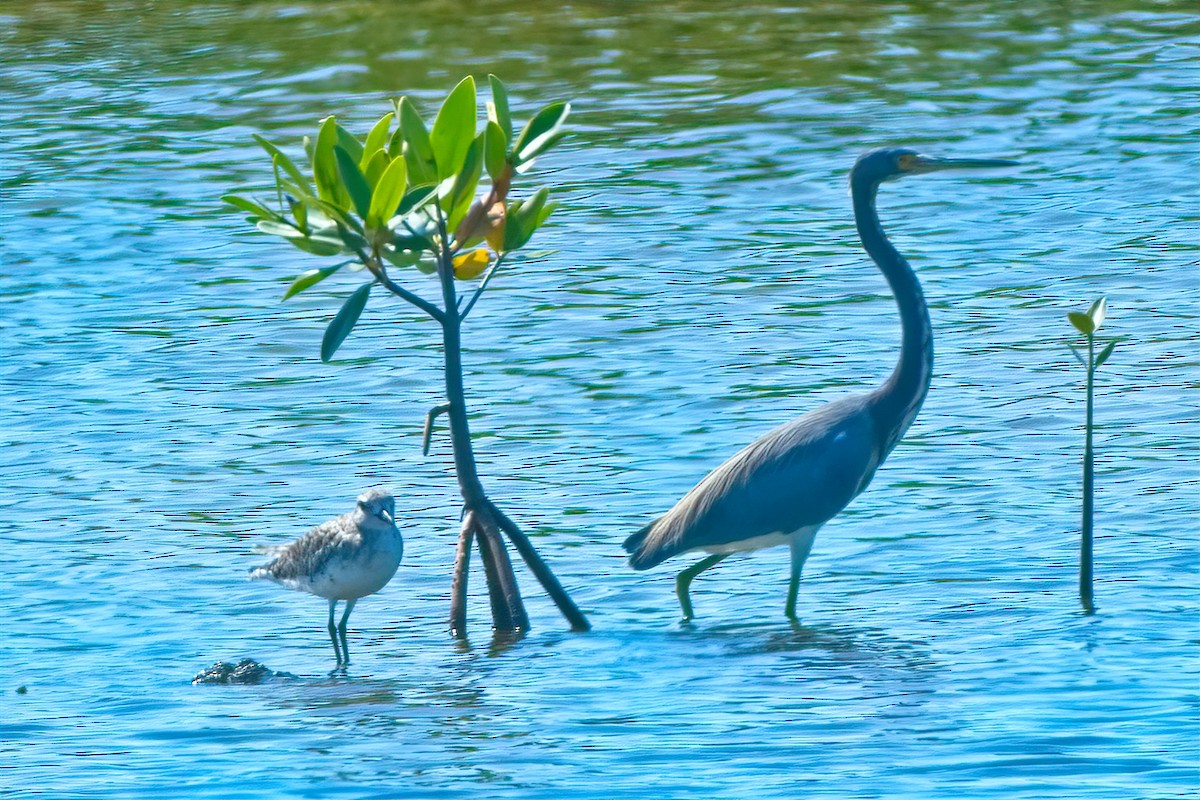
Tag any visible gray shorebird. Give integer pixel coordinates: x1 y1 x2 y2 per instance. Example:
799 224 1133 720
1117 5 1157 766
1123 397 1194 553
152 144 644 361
250 487 403 667
623 148 1017 622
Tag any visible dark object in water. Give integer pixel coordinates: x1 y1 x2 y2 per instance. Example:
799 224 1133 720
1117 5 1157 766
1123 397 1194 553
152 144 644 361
192 658 296 685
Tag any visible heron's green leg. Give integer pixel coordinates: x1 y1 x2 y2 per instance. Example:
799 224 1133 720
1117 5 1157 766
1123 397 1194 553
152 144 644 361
337 599 357 666
327 600 343 665
785 532 818 620
676 554 730 621
785 562 802 620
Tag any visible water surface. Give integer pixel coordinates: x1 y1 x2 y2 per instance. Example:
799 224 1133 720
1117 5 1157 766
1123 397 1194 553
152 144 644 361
1 2 1197 797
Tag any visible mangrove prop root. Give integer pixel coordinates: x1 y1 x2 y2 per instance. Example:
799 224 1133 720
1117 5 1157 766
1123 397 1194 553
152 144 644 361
476 506 530 631
449 512 475 637
491 505 591 632
453 502 529 634
473 515 515 632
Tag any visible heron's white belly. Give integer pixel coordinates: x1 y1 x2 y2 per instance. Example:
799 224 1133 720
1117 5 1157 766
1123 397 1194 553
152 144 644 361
309 540 403 601
701 528 810 555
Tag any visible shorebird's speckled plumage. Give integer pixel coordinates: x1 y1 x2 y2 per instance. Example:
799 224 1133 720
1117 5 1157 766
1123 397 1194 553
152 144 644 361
251 487 403 667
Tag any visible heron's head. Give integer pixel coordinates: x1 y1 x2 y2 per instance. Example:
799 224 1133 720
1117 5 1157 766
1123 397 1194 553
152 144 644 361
853 147 1018 186
357 487 395 526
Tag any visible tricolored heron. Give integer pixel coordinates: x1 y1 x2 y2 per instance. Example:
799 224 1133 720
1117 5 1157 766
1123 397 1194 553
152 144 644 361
623 147 1017 621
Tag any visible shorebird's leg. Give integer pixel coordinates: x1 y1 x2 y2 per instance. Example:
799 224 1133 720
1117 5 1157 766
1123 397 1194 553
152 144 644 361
675 554 729 622
327 600 343 665
785 532 818 620
337 599 357 665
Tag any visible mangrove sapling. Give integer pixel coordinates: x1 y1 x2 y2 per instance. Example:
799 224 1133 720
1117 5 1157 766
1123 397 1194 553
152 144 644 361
1066 297 1116 615
223 75 589 635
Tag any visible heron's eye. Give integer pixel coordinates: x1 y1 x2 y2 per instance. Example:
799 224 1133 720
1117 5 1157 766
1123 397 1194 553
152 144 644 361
897 154 917 171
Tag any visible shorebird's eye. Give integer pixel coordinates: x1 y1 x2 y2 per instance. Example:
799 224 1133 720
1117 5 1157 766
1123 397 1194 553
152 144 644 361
897 154 917 171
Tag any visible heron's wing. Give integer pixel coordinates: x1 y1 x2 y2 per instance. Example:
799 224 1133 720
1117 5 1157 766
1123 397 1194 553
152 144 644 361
647 396 880 559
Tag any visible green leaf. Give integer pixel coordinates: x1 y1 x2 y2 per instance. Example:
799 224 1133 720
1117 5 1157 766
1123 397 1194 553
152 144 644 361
398 185 436 216
502 188 552 250
254 217 344 256
363 148 389 189
431 75 477 181
276 176 312 205
307 197 363 233
513 131 566 174
1094 340 1116 369
443 132 484 232
484 120 507 182
523 186 550 216
516 195 549 248
251 135 313 195
1088 297 1107 331
393 97 438 187
502 201 525 252
361 112 394 169
321 282 372 362
382 246 421 268
512 101 570 164
487 74 512 143
287 235 344 257
288 196 308 231
391 231 430 251
334 146 372 219
313 117 350 209
335 124 363 164
333 224 368 252
256 219 305 239
222 194 280 221
1067 311 1095 335
534 200 558 229
283 262 350 300
368 156 408 228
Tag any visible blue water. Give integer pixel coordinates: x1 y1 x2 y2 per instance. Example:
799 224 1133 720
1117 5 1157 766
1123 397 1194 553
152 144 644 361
1 2 1197 797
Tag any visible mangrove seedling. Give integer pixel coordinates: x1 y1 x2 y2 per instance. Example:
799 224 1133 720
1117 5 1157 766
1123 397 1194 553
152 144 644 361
223 75 588 636
1066 297 1116 614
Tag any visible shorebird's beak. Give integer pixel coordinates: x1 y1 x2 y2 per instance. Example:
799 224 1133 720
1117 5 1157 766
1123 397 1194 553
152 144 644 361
911 155 1019 173
379 508 393 525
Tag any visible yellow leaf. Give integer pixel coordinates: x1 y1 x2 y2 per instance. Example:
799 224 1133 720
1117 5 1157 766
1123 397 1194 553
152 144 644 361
452 248 490 279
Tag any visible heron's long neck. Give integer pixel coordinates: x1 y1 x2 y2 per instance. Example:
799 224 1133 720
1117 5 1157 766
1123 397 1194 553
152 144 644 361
851 174 933 454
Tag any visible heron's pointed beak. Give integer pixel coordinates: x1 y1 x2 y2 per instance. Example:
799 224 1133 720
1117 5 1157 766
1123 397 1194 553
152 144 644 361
912 155 1019 173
